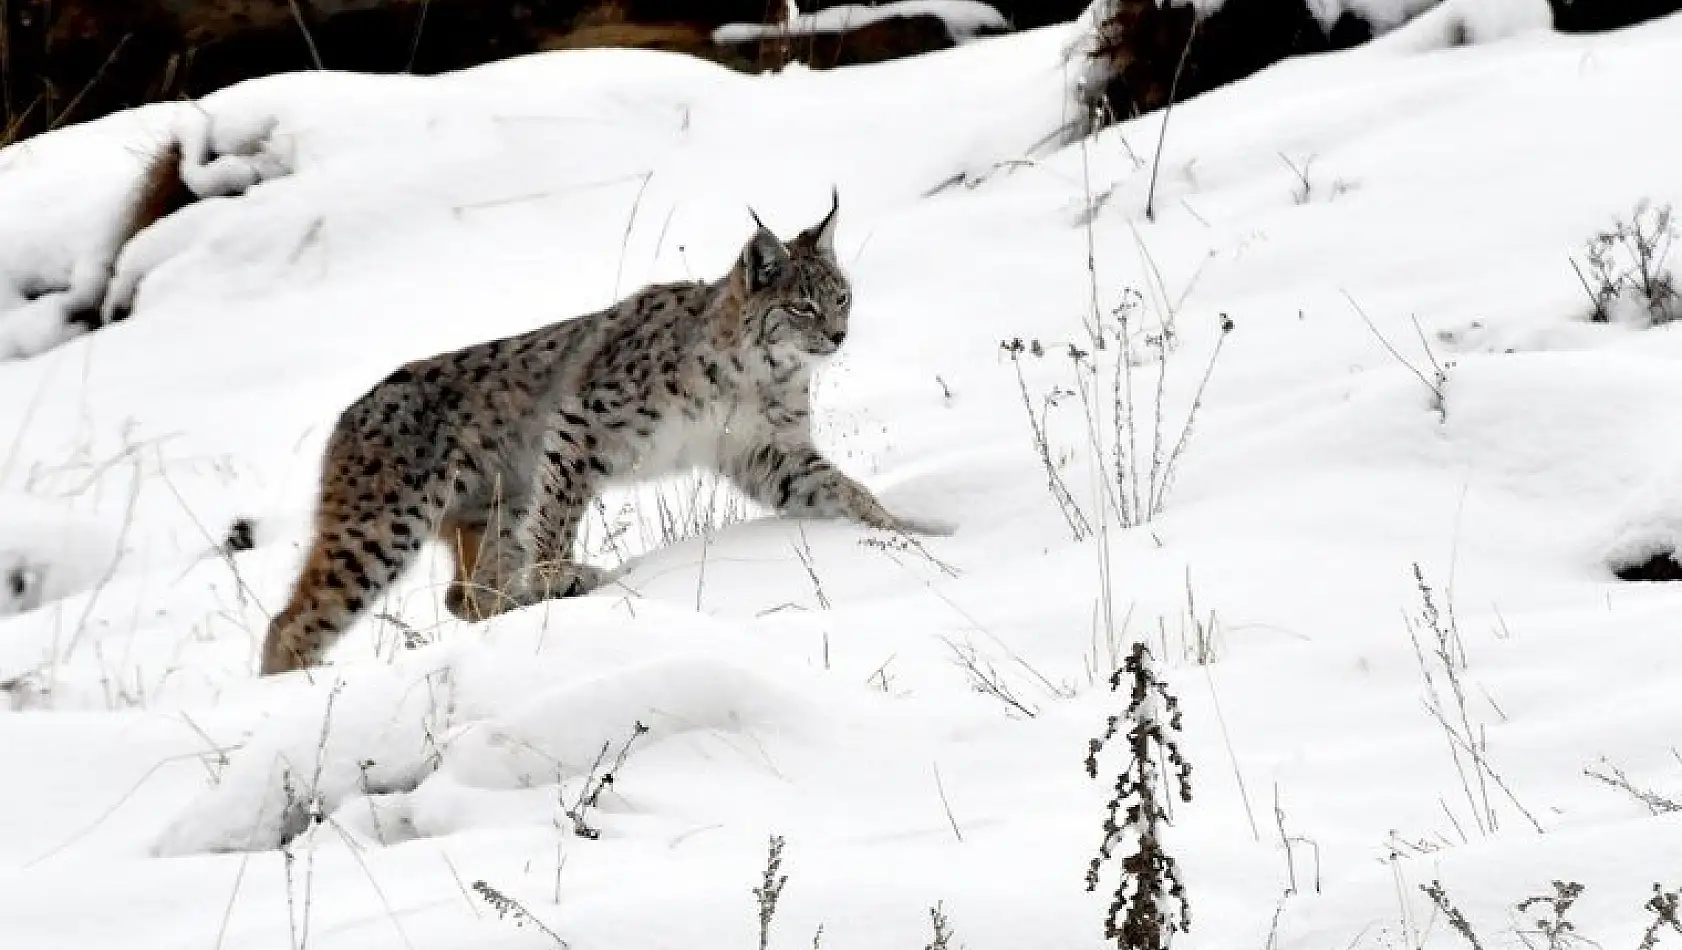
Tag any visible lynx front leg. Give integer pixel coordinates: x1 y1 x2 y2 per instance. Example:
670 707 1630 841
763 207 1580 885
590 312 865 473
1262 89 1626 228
723 435 953 536
519 436 610 602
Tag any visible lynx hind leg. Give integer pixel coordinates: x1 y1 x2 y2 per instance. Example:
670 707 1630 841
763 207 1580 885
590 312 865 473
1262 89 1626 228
440 516 527 621
259 450 439 675
442 445 607 621
440 515 602 621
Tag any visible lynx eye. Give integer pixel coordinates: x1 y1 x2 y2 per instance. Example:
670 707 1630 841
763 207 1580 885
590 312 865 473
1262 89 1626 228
835 289 851 308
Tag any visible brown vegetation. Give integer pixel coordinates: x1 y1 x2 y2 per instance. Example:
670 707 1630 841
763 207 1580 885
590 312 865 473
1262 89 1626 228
718 12 986 69
1090 0 1371 122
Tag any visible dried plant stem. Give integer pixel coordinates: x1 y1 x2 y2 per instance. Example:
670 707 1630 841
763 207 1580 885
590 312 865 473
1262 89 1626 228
1144 17 1198 221
755 834 788 950
473 881 569 948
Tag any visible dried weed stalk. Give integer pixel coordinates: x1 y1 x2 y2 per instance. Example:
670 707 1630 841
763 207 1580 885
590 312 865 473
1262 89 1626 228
1641 885 1682 950
1407 564 1541 838
1573 201 1679 326
1420 879 1488 950
755 834 789 950
1086 643 1193 950
472 880 569 948
564 720 650 840
1002 296 1232 539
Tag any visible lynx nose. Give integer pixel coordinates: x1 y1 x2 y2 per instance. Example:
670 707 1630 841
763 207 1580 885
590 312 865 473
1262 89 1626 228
828 331 847 346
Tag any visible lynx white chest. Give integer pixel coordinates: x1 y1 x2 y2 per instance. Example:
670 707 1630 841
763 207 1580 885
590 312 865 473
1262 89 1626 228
616 399 763 484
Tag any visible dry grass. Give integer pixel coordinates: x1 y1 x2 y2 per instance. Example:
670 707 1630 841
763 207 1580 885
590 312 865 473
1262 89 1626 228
1574 200 1679 326
1406 563 1542 839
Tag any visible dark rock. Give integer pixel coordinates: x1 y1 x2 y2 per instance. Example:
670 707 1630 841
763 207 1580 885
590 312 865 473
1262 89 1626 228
1550 0 1682 31
1089 0 1371 121
221 517 258 554
1612 549 1682 582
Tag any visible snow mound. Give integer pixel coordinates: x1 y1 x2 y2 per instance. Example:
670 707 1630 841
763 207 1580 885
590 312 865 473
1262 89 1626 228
437 652 807 790
0 105 292 359
151 664 440 855
1596 449 1682 580
101 111 293 323
153 619 815 854
0 493 123 617
1367 0 1554 52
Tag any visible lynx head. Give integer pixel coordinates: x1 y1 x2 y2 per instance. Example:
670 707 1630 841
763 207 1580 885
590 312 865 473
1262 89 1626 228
734 191 852 360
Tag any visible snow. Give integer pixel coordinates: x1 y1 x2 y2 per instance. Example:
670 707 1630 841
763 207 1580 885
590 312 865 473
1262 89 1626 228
0 492 124 620
0 106 292 359
3 11 1682 950
1367 0 1555 51
714 1 1010 45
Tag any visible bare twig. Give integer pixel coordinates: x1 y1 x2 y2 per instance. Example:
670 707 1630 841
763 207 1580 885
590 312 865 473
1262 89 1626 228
932 762 964 843
405 0 432 73
48 33 133 131
1343 290 1448 420
1584 759 1681 815
473 881 569 948
286 0 327 71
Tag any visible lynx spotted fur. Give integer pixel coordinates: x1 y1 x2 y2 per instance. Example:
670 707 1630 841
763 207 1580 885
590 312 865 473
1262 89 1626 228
260 194 947 674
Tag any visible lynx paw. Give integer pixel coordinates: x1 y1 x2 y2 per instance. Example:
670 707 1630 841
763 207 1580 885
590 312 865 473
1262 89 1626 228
532 562 609 601
881 513 957 537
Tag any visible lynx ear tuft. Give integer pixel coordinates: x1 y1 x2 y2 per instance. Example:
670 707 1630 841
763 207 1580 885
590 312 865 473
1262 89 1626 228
807 188 840 256
741 214 790 292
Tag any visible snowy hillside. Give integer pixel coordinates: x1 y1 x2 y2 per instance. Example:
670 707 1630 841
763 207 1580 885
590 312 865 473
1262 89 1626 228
3 9 1682 950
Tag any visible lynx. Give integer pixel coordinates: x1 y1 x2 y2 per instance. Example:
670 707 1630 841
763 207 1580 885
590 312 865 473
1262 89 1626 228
260 193 949 674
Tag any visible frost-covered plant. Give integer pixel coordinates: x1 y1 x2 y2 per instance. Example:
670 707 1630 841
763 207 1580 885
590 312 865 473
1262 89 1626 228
1086 643 1193 950
1573 201 1680 326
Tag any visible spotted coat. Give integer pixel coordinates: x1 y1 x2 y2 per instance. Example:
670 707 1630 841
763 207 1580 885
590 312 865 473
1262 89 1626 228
259 195 945 674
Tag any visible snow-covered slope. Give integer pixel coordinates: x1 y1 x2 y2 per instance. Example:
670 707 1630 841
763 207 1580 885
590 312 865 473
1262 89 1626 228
2 11 1682 950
